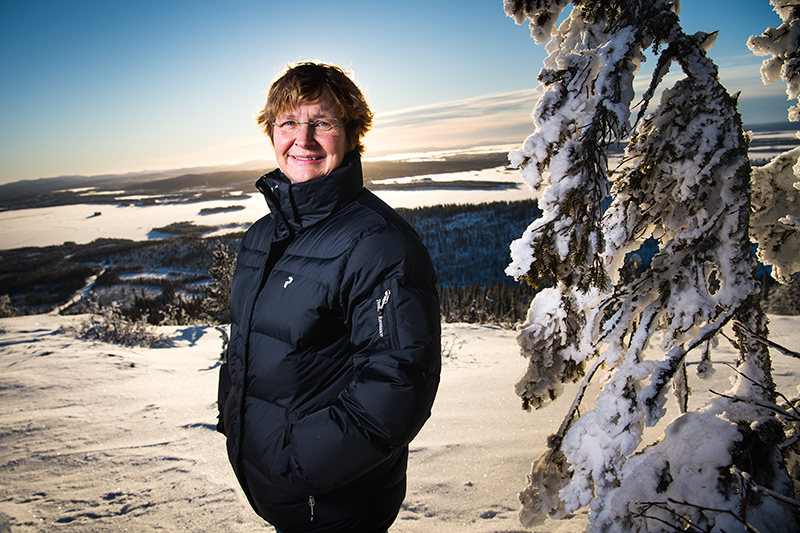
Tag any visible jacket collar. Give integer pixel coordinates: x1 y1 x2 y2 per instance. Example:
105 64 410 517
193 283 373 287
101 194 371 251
256 150 364 241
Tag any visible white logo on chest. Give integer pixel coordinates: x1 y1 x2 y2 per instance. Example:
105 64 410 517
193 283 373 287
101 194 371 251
284 276 294 288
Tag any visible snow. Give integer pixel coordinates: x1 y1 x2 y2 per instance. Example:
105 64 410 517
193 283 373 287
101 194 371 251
369 165 517 186
0 165 532 251
0 198 262 250
0 316 577 532
2 314 797 532
750 146 800 283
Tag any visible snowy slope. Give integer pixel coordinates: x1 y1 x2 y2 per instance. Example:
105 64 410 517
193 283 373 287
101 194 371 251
1 314 798 532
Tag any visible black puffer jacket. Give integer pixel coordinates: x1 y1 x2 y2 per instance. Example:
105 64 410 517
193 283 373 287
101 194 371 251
217 151 441 532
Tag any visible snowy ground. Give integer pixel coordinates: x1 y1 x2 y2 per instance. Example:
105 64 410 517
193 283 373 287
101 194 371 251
0 313 798 532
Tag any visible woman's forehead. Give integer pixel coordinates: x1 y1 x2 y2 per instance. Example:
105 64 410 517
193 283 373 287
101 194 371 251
276 91 343 118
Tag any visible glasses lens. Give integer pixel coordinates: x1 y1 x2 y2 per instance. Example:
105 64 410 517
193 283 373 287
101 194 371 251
275 121 298 134
313 120 334 132
273 120 339 135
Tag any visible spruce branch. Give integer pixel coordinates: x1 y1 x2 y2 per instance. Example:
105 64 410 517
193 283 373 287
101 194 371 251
712 362 800 423
733 467 800 511
733 320 800 360
635 497 764 533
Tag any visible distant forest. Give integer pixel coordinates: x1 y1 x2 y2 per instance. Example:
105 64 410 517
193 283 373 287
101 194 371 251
398 200 542 288
2 198 793 325
399 200 543 325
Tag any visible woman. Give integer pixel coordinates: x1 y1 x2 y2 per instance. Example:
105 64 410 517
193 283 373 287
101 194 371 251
217 62 441 533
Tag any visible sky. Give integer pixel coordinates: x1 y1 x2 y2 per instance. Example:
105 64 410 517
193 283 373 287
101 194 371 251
0 0 789 184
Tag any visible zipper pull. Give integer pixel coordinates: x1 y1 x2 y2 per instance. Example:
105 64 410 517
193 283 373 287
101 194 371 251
308 495 316 522
376 289 391 337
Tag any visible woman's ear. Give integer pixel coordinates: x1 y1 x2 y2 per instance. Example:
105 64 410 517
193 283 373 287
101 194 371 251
346 135 358 154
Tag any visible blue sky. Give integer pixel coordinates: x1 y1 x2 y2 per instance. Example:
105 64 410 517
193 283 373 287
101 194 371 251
0 0 787 184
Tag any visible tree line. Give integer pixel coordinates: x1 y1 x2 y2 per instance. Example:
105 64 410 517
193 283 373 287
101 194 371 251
1 198 791 328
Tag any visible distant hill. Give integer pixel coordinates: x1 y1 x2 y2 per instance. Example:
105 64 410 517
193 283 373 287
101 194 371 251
2 124 796 211
0 152 511 211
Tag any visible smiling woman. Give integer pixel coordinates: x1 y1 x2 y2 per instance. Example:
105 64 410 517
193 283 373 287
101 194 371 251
217 61 441 533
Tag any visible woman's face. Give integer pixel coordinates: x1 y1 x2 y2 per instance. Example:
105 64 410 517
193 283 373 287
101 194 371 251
271 90 352 183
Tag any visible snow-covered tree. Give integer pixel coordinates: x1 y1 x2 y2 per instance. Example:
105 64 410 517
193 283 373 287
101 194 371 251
748 0 800 283
203 240 235 324
748 0 800 122
504 0 800 531
0 294 16 318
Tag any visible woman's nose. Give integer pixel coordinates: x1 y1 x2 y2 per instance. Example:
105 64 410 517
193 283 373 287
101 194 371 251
294 123 317 145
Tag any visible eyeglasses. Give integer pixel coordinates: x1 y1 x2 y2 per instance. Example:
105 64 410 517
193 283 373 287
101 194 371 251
270 119 345 135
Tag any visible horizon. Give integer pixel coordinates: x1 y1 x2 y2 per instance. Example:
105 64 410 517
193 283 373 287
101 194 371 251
0 0 790 185
3 118 796 187
0 119 794 188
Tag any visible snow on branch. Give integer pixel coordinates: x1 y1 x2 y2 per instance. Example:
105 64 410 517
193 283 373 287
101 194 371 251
747 0 800 121
504 0 571 44
746 0 800 285
750 147 800 283
505 0 798 531
514 286 596 411
505 1 677 294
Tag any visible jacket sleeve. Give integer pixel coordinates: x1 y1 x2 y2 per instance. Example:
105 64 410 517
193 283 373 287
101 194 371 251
287 224 441 495
216 362 230 435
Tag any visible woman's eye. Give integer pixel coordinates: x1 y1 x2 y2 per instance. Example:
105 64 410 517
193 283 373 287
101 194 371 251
314 120 333 128
281 121 298 127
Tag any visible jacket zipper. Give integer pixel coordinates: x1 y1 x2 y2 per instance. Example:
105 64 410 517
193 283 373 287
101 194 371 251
376 289 391 338
308 495 316 522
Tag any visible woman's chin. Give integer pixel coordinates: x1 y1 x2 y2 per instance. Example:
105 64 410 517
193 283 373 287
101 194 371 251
282 160 331 183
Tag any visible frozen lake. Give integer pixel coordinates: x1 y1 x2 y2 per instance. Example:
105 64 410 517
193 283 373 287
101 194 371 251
0 166 532 250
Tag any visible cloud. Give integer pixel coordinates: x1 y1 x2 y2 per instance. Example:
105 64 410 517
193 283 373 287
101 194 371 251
362 59 789 158
141 134 275 171
157 63 789 170
364 89 541 155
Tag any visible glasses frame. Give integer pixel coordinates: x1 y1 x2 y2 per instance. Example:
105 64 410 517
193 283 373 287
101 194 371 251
270 119 347 136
